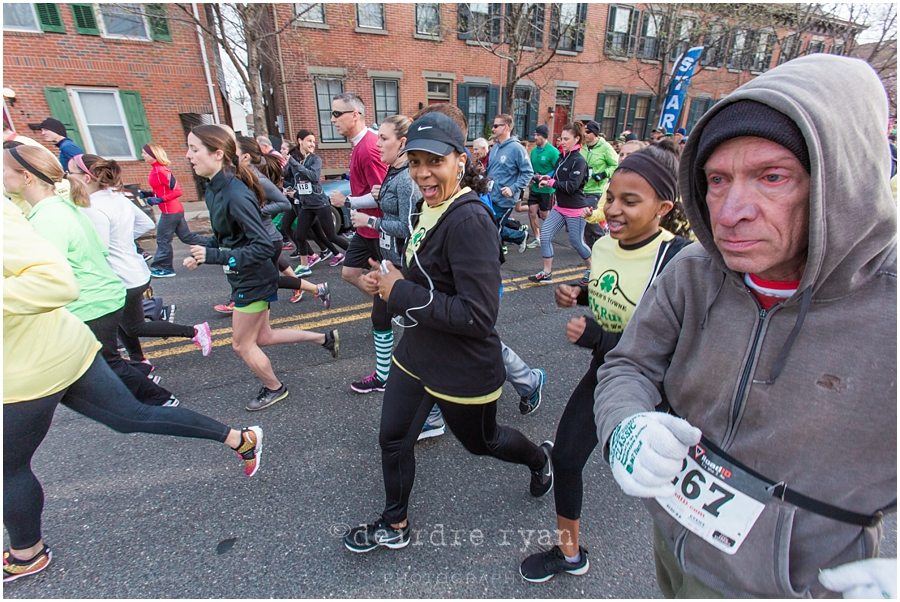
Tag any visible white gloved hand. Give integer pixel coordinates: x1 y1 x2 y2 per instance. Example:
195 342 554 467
818 558 897 599
608 412 702 498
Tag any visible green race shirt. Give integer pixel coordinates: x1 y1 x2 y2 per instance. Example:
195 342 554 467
530 143 560 194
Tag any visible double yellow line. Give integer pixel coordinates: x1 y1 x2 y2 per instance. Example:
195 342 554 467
145 266 586 359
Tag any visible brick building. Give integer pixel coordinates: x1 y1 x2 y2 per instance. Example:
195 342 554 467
266 3 858 175
2 3 226 202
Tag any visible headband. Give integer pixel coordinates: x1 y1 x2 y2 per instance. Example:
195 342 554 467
142 144 158 162
71 153 93 177
616 152 677 201
8 146 56 186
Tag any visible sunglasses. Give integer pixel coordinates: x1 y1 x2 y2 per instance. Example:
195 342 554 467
491 123 506 129
331 109 355 119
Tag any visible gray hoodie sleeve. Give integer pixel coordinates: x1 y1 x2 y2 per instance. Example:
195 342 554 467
512 144 535 192
378 171 418 240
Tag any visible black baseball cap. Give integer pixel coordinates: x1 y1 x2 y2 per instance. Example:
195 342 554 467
403 112 466 156
28 117 66 137
534 124 550 138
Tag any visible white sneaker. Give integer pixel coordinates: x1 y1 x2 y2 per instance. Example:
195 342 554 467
527 237 541 249
162 396 180 407
192 321 213 356
417 421 446 441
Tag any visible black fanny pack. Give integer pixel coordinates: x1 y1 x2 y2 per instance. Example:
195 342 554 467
699 437 891 528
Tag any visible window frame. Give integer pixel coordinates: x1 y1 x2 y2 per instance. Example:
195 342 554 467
465 85 490 141
356 3 385 31
778 32 800 65
3 3 40 32
806 38 825 55
601 94 621 139
415 3 441 37
552 3 585 53
631 95 651 139
314 77 345 143
668 16 697 63
426 80 452 104
727 28 750 70
700 22 726 68
605 4 638 57
512 86 532 137
638 11 662 60
750 29 775 72
68 87 137 160
372 78 400 126
458 3 501 43
294 3 325 24
97 3 152 41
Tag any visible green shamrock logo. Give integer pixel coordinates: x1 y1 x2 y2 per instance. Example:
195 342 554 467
600 273 616 293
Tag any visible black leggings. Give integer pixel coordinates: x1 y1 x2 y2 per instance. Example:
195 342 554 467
118 282 194 362
379 366 544 524
3 353 230 549
294 206 347 257
552 359 601 520
85 309 173 406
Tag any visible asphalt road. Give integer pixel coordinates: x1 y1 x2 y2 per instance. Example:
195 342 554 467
5 218 895 598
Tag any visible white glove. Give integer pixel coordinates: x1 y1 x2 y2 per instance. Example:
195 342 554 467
819 558 897 599
608 412 702 498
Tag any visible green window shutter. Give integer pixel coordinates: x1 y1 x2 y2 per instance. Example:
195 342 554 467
43 88 84 148
626 94 637 132
146 4 171 42
456 83 469 116
628 8 640 56
71 4 99 35
595 93 606 123
605 5 616 53
614 92 627 136
532 4 544 48
647 95 659 133
120 90 151 158
575 3 587 51
36 4 65 33
527 88 540 136
488 86 500 126
490 3 501 43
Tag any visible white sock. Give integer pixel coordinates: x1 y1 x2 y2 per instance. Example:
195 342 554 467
564 550 581 564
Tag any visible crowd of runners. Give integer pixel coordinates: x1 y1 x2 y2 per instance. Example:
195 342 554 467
3 54 898 598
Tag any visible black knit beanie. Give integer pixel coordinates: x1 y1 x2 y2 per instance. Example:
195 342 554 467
695 100 810 173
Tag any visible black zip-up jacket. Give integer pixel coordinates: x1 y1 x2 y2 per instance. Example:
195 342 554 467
203 170 278 303
284 154 328 208
551 149 590 209
387 191 505 399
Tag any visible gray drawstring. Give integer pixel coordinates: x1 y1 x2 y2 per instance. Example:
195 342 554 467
700 273 726 330
755 287 813 385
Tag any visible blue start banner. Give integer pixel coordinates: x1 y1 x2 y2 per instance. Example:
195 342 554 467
657 46 704 134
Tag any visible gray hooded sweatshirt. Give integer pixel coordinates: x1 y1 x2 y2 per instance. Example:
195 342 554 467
593 54 896 598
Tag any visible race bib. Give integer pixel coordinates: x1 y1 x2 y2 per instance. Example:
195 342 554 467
297 181 313 195
656 444 768 554
379 228 392 251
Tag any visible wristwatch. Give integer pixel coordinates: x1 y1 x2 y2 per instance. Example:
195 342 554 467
367 216 378 230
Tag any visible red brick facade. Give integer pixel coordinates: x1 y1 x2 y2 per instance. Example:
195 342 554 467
268 3 852 175
3 4 225 202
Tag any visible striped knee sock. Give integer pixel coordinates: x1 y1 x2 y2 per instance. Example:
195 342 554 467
373 329 394 382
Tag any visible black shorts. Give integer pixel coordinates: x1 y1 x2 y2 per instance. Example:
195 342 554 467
528 191 553 212
343 234 383 269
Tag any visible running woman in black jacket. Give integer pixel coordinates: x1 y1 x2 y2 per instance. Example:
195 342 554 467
342 112 553 553
183 125 339 412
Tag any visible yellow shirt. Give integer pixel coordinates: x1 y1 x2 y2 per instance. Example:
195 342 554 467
3 198 101 403
588 229 675 332
405 187 470 266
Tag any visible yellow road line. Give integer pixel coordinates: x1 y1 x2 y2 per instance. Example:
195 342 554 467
144 266 585 359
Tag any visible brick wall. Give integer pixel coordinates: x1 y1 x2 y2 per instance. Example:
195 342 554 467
3 5 225 202
269 3 844 175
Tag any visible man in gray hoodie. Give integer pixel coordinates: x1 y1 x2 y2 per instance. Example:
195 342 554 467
594 54 896 598
486 113 533 250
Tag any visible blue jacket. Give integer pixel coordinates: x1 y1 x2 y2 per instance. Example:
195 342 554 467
486 137 533 208
56 138 84 172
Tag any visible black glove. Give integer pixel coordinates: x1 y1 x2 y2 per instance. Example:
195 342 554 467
592 171 607 182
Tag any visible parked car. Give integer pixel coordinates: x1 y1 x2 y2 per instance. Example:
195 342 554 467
321 177 353 234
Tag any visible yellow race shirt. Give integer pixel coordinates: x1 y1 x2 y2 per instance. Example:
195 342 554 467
587 229 675 332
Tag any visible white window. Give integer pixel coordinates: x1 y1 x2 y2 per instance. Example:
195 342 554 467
373 79 399 125
357 4 385 30
416 4 440 36
3 3 39 32
315 78 344 142
466 87 488 141
426 80 451 104
99 4 150 40
69 89 136 159
295 3 325 24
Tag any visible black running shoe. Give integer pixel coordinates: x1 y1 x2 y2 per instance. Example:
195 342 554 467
246 384 288 411
519 545 589 583
323 329 339 358
343 518 410 553
530 440 554 497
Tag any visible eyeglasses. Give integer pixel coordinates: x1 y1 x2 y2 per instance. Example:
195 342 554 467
491 123 505 129
331 110 355 119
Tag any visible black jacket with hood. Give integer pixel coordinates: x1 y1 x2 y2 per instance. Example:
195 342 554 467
593 55 897 598
387 189 505 399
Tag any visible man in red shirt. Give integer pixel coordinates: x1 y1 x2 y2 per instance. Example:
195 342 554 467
328 92 391 393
